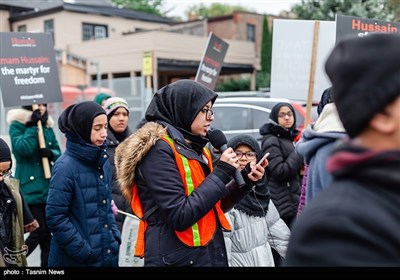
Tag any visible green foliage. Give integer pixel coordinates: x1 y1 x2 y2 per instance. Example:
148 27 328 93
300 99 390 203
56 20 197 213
292 0 398 21
259 15 272 89
186 3 254 18
256 71 270 90
215 78 251 92
111 0 166 16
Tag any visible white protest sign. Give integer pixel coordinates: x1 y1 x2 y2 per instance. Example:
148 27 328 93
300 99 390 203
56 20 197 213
270 19 335 101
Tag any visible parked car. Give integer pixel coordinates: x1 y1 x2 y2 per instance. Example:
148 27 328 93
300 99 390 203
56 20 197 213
211 94 318 142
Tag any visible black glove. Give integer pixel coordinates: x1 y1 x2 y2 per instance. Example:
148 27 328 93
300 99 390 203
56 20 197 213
240 162 257 191
213 160 236 185
39 148 53 160
25 109 42 127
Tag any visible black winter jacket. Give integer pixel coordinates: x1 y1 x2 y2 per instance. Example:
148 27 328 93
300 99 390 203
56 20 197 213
260 123 303 220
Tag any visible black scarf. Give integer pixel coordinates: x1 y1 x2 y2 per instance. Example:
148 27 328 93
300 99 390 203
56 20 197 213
260 102 299 141
234 177 270 217
227 135 270 217
109 126 131 143
177 128 209 154
145 80 217 154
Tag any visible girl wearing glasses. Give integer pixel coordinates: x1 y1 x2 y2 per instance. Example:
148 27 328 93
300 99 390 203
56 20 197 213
115 79 267 267
259 103 303 229
223 134 290 267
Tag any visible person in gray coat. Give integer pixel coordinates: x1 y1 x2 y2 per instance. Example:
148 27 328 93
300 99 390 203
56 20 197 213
223 135 290 267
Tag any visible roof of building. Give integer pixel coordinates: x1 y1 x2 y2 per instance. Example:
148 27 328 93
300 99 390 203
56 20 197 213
1 0 113 10
5 0 174 24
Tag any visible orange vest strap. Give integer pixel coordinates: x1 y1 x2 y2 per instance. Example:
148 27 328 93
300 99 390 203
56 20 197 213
130 182 146 257
134 220 147 258
131 135 232 256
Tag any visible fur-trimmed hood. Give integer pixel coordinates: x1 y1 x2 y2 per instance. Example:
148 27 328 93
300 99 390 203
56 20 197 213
6 108 55 128
115 121 167 202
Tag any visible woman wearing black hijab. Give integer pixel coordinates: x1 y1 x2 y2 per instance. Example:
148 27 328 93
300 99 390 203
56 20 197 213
45 101 121 267
115 79 266 267
259 102 303 229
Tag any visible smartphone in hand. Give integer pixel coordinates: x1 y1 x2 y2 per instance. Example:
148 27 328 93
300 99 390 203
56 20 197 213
249 152 269 177
257 152 270 166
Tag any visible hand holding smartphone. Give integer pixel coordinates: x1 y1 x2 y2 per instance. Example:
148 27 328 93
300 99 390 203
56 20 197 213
249 152 269 177
257 152 270 166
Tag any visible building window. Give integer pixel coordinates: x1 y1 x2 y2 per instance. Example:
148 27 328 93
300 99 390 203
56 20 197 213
17 25 26 32
247 24 255 42
44 19 55 44
82 23 108 41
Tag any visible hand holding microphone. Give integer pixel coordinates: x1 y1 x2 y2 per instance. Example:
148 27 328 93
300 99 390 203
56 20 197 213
208 129 246 188
218 148 239 167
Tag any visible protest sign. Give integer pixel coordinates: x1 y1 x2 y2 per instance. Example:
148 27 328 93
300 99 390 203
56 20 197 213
195 32 229 90
0 32 62 107
336 15 400 42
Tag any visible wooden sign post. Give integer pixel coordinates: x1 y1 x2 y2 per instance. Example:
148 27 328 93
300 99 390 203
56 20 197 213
31 104 51 179
304 20 320 129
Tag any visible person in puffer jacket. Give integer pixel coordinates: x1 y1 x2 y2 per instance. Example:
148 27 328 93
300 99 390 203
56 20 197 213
223 135 290 267
46 101 121 267
115 79 267 267
259 103 303 229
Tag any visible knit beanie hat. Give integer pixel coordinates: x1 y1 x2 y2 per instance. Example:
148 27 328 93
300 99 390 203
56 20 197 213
103 97 129 116
227 134 261 161
94 92 111 105
0 138 12 163
325 33 400 138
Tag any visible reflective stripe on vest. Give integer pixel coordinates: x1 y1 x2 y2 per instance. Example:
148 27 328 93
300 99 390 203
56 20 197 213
130 135 231 257
161 135 231 247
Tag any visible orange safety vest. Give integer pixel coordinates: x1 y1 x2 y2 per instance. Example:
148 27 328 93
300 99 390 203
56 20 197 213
131 135 231 257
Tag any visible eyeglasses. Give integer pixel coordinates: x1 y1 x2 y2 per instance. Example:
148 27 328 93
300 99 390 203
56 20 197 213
200 108 214 120
235 151 257 160
0 169 12 178
278 112 293 118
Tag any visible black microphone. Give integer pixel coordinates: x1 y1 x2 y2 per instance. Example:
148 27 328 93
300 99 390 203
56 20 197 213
208 129 246 188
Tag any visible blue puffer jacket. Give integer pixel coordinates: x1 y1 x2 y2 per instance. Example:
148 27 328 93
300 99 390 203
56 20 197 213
46 133 121 267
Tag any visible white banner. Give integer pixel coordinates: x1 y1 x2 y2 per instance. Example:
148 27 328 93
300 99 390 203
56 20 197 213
118 214 144 267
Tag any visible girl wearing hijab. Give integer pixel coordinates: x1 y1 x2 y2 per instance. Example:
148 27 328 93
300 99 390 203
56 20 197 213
223 135 290 267
259 102 303 229
115 79 266 267
46 101 121 267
